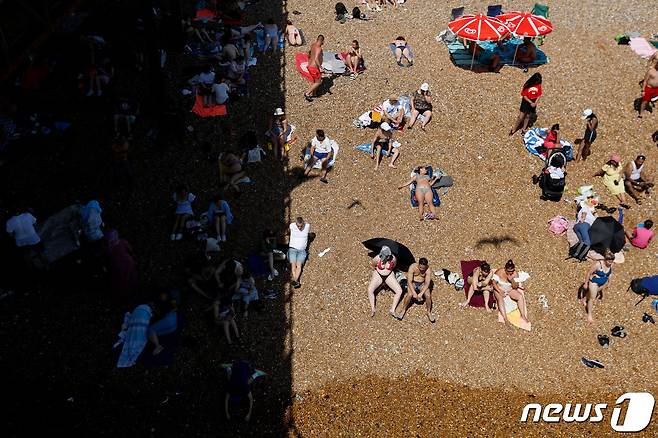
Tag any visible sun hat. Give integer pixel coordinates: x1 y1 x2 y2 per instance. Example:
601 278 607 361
420 82 430 91
581 108 593 119
380 122 392 131
609 153 621 163
273 107 284 116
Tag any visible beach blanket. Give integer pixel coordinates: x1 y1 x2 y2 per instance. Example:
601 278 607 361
295 53 314 83
192 95 227 117
355 141 401 155
524 127 573 161
303 140 339 168
115 304 153 368
460 260 495 308
322 51 347 74
629 37 658 59
447 40 549 68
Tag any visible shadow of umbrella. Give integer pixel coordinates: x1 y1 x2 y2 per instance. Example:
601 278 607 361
362 238 415 270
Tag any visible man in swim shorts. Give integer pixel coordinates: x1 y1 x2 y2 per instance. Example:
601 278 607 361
396 257 436 322
305 35 324 101
639 55 658 118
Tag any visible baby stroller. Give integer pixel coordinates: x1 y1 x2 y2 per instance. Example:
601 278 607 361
534 149 566 201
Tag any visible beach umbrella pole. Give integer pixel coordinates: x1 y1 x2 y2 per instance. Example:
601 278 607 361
470 41 476 70
512 43 519 65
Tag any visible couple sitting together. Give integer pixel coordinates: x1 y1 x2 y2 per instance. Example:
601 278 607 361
366 247 436 323
461 260 531 326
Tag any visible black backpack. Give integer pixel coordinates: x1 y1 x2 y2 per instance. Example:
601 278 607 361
629 275 658 305
567 241 590 261
335 2 348 15
352 7 362 19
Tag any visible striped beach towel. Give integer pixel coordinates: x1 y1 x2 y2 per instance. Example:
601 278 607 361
115 304 153 368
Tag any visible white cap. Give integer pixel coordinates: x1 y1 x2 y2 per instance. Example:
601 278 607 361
380 122 392 131
273 107 284 116
420 82 430 91
581 108 593 119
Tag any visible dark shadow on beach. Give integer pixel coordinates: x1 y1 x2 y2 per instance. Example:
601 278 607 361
0 1 296 436
475 235 520 249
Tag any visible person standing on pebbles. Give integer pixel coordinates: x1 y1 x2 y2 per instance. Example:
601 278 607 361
287 217 312 289
366 246 404 319
574 108 598 161
579 250 615 324
304 35 324 101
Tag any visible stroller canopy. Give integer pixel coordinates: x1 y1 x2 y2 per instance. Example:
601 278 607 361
589 216 625 254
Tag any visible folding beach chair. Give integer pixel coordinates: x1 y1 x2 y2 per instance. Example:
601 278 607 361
486 5 502 17
450 6 464 20
531 3 550 45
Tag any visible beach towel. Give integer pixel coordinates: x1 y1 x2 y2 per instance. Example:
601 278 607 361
355 141 401 155
409 167 440 207
295 53 315 83
37 204 82 263
303 140 339 168
192 95 227 117
548 216 569 236
629 37 658 59
460 260 495 308
115 304 153 368
523 127 573 161
321 51 347 74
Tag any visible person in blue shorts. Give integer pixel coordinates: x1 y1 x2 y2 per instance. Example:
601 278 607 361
303 129 334 183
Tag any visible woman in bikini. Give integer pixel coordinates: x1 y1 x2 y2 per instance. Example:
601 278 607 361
366 246 404 318
398 166 439 221
492 260 529 325
392 36 413 67
344 40 363 78
370 122 399 170
285 20 302 46
579 250 614 323
462 262 494 311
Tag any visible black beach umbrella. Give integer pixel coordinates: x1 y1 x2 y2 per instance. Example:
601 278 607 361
589 216 625 254
362 238 415 269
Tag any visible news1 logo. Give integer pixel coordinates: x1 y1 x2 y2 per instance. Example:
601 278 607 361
520 392 655 432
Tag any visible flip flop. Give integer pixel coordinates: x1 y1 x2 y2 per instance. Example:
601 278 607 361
642 313 655 324
597 335 609 348
427 313 436 323
611 326 627 338
581 357 594 368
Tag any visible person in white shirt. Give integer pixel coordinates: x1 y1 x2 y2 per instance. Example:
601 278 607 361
287 217 312 288
623 154 653 204
212 78 230 105
381 95 405 128
6 206 47 269
303 129 334 183
574 198 598 246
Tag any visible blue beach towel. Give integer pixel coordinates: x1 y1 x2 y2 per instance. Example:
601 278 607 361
355 142 401 156
115 304 153 368
523 128 574 161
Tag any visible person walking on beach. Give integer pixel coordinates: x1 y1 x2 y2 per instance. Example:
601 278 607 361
509 73 542 136
304 35 324 101
575 108 598 161
638 55 658 118
287 217 312 288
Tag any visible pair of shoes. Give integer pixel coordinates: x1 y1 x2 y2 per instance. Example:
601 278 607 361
611 325 627 338
581 357 604 369
320 177 329 184
220 235 227 242
642 313 656 324
170 234 176 241
175 233 183 241
304 93 313 102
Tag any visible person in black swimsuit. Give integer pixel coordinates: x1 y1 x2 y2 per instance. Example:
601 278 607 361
370 122 399 170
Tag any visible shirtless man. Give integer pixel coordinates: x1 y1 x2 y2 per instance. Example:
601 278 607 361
396 258 436 323
304 35 324 101
638 55 658 118
461 262 494 312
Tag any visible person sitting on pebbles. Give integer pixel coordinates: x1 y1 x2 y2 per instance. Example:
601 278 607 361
462 261 494 312
303 129 334 183
398 166 439 221
381 95 405 128
623 154 653 205
366 246 404 319
370 122 399 170
492 260 529 326
396 257 436 323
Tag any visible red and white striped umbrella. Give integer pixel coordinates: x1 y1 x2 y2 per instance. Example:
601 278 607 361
496 12 553 37
448 13 510 41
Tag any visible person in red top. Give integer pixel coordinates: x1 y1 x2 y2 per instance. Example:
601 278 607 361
625 220 654 249
543 123 560 151
366 246 403 319
509 73 542 136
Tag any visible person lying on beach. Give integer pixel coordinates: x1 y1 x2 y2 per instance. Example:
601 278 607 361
392 36 413 67
462 262 494 311
516 37 537 67
398 166 439 221
285 20 302 46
